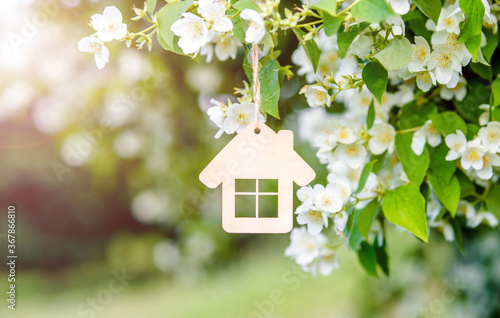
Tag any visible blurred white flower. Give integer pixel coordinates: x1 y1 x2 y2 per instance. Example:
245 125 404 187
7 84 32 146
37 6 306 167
131 189 168 224
479 104 491 126
327 173 352 203
153 240 180 272
333 210 348 234
445 129 467 160
285 227 325 267
333 143 367 169
429 219 455 242
60 132 95 167
171 13 209 55
31 97 71 134
78 36 109 69
198 0 233 33
240 9 265 43
113 130 144 159
478 121 500 153
316 248 339 276
387 0 410 15
301 85 331 107
427 45 462 87
408 36 431 72
314 132 336 152
91 6 127 42
186 65 222 93
223 101 265 134
440 76 467 101
297 185 314 206
411 120 442 155
368 123 396 155
214 34 241 61
206 98 227 138
476 152 500 180
458 201 499 228
334 124 358 144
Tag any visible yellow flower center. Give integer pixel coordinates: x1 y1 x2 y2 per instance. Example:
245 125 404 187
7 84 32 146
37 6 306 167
436 52 452 68
443 17 454 27
446 33 461 51
308 210 323 223
338 127 349 140
413 45 427 61
88 42 101 54
417 71 431 83
453 141 463 152
315 90 327 102
188 21 202 36
236 112 249 124
487 130 500 143
379 131 392 144
346 145 359 157
467 150 480 162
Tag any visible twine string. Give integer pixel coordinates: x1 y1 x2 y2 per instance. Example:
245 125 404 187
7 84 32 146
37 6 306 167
251 43 261 129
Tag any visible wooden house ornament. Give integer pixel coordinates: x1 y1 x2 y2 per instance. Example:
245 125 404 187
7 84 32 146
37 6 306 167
199 123 316 233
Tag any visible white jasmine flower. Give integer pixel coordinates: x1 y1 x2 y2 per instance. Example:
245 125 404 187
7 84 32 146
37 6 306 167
291 47 314 82
458 200 499 228
197 0 233 33
91 6 127 42
356 173 380 208
171 13 209 55
78 37 109 69
435 5 463 34
333 125 358 144
445 129 467 160
317 248 339 276
214 34 241 61
296 207 330 235
478 121 500 153
476 152 500 179
313 183 343 213
408 36 431 72
368 123 396 155
223 101 265 134
297 185 314 206
415 70 437 92
440 76 467 101
285 227 325 266
301 85 331 107
333 210 348 234
387 0 410 15
314 132 336 152
240 9 265 44
431 31 471 65
461 138 486 170
479 104 492 126
427 45 462 86
429 220 455 242
206 99 227 138
411 120 442 155
333 143 367 169
327 173 352 203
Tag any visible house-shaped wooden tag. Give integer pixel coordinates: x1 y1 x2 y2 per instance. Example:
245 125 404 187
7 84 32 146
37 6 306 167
199 123 316 233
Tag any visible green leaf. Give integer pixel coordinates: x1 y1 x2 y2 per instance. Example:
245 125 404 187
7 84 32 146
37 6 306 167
382 184 428 242
470 61 492 81
399 102 438 129
356 160 377 194
323 12 344 36
451 217 466 255
312 0 338 16
363 61 388 104
258 59 281 119
348 209 364 251
458 0 485 60
430 112 468 136
357 242 378 277
395 133 430 186
412 0 442 24
404 11 433 43
428 143 457 184
337 22 370 58
147 0 157 15
482 28 499 62
427 171 460 217
374 235 389 276
351 0 395 23
367 99 375 130
374 36 413 71
357 200 380 238
156 0 193 53
492 77 500 108
455 78 489 122
232 0 259 11
485 184 500 219
456 169 477 199
292 29 320 72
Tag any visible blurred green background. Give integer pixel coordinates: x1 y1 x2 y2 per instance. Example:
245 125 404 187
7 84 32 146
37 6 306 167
0 1 499 317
